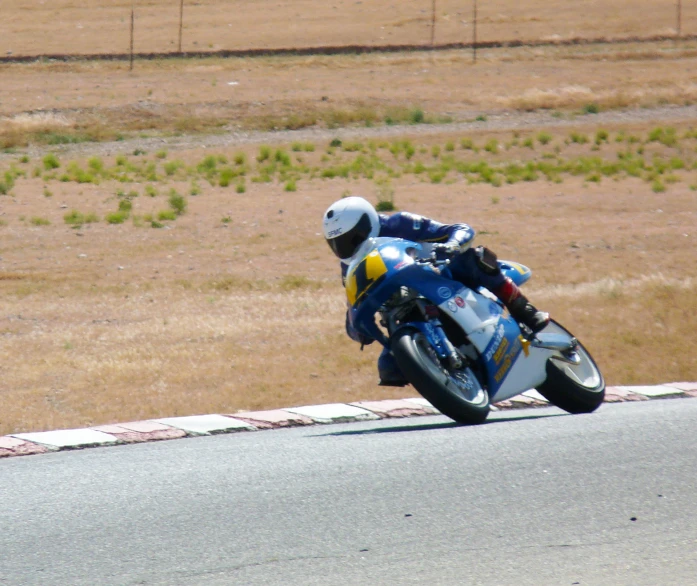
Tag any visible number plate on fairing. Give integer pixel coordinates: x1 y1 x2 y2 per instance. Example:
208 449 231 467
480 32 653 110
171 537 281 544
345 250 388 307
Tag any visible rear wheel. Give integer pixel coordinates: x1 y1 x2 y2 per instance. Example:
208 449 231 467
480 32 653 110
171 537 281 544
535 321 605 414
392 328 490 424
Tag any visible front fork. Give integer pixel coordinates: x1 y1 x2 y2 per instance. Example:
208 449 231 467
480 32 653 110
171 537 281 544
408 319 463 370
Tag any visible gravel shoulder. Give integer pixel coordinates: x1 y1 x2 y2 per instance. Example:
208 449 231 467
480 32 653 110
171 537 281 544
5 104 697 161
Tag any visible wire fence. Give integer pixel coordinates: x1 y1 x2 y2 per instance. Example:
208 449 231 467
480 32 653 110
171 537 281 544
1 0 695 65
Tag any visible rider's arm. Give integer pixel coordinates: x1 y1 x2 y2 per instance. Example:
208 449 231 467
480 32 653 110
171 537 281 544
379 212 475 252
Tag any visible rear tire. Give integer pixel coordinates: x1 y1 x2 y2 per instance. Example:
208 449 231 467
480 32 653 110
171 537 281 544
392 328 490 425
535 321 605 414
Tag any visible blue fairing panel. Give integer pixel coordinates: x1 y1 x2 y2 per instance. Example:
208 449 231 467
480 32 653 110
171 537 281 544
498 260 531 286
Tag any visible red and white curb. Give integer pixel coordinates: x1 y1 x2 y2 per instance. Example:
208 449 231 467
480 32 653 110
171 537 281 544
2 383 696 459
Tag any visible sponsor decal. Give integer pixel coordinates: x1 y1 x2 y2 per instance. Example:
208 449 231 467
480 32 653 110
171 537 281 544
327 228 343 237
447 300 458 313
412 215 422 230
488 302 502 316
493 336 522 383
437 286 452 299
484 324 505 362
492 337 509 364
455 296 466 308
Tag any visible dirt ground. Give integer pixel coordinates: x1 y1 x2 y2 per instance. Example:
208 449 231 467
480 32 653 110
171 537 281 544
1 121 696 435
2 0 697 57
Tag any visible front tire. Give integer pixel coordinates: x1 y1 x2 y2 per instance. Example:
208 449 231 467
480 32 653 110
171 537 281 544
535 321 605 414
392 328 490 425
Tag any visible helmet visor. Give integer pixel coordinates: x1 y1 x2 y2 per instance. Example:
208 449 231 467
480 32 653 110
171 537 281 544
326 212 373 260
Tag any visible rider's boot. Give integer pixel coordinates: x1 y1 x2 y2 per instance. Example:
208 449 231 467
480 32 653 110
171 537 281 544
377 347 409 387
493 277 550 334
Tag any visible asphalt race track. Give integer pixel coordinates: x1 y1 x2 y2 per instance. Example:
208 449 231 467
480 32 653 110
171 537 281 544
1 399 696 586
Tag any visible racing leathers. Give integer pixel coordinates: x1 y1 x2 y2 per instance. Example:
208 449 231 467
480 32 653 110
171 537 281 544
342 212 549 386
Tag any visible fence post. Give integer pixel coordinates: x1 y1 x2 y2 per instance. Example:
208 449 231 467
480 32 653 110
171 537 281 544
431 0 437 46
130 2 135 71
178 0 185 52
677 0 682 36
472 0 478 63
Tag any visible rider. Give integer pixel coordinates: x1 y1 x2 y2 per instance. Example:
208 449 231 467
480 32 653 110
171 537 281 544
322 196 550 386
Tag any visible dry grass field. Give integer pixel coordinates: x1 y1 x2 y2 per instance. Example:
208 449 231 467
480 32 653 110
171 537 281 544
5 41 697 149
1 122 696 435
1 2 696 436
2 0 697 56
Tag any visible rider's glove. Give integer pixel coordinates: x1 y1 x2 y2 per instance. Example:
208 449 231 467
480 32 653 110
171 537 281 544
431 243 459 262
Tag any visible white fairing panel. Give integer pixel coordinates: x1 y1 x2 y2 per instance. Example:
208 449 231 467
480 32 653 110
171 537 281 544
438 286 560 402
489 347 551 402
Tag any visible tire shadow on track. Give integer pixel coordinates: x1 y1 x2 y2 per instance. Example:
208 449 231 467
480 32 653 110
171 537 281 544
315 411 568 437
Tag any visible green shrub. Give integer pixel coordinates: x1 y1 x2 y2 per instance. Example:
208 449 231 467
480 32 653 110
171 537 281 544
163 160 182 176
652 179 666 193
410 108 425 124
168 190 187 215
64 210 85 225
274 149 291 166
537 132 552 145
199 155 217 172
583 103 600 114
43 153 60 170
30 217 51 226
106 211 129 224
484 139 499 153
284 179 297 192
88 157 104 173
233 152 246 165
257 145 272 162
219 167 236 187
157 209 177 221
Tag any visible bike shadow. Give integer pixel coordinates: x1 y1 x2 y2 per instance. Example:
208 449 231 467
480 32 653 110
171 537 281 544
316 410 568 437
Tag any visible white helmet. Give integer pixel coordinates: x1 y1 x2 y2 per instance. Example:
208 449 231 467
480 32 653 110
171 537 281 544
322 196 380 261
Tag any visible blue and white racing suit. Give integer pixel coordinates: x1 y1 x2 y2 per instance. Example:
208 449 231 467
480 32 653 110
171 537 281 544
341 212 507 382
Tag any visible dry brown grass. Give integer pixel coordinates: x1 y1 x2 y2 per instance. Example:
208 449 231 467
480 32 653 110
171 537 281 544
2 0 697 56
1 123 696 435
4 39 697 148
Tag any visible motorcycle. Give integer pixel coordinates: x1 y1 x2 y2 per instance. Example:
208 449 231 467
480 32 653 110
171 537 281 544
345 237 605 424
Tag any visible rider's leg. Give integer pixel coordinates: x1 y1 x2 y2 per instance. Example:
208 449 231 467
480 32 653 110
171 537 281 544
377 345 408 387
448 247 549 333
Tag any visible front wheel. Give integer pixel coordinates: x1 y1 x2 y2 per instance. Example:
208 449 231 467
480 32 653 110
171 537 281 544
535 321 605 414
392 328 490 425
